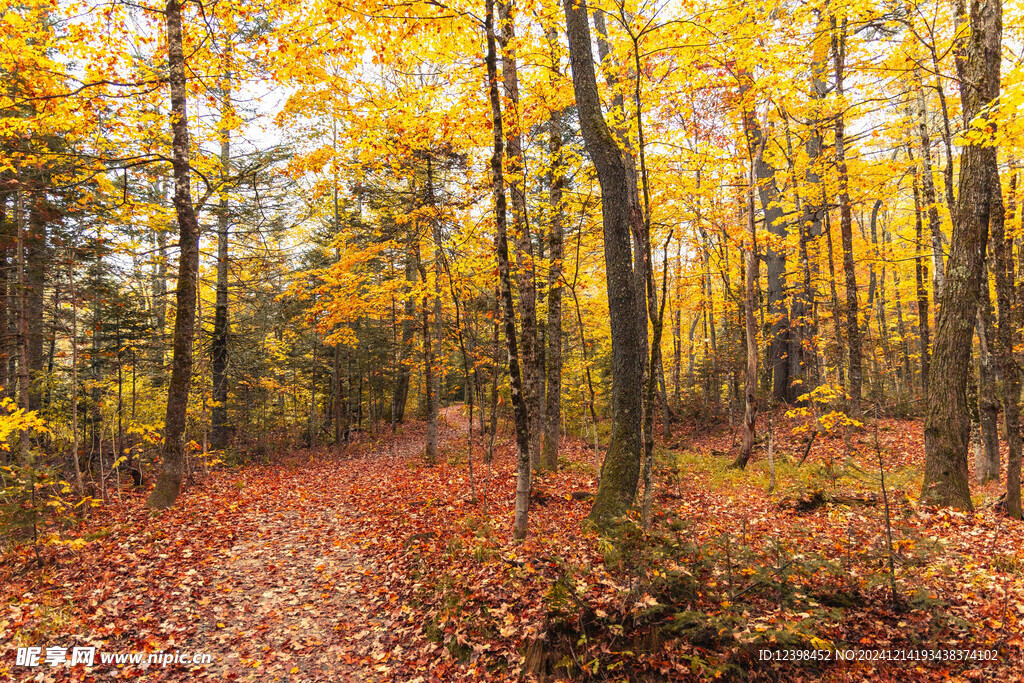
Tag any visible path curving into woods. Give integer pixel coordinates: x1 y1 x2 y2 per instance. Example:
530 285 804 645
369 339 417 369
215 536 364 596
182 408 473 681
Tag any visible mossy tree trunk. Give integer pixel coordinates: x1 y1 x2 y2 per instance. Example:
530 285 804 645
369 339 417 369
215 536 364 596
922 0 1002 510
562 0 645 527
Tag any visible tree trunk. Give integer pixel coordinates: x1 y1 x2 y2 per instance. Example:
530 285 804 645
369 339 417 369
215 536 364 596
631 20 660 496
642 233 671 526
909 145 931 394
497 0 541 471
921 0 1001 510
425 158 444 462
15 189 31 463
210 56 231 450
831 16 862 413
0 194 7 403
672 235 682 405
67 247 83 494
147 0 202 509
870 201 896 395
884 223 913 386
737 71 790 404
989 166 1022 517
485 288 500 465
25 196 47 412
916 69 947 304
592 7 650 424
823 200 844 384
792 16 829 401
976 299 1000 483
541 80 564 473
734 141 763 470
563 0 645 527
486 0 532 540
697 225 719 411
150 191 168 386
392 227 417 423
418 238 438 463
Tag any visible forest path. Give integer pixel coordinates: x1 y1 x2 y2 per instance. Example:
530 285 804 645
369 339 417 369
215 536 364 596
183 408 474 682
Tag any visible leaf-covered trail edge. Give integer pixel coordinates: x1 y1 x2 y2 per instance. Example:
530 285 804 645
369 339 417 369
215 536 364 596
3 407 1024 681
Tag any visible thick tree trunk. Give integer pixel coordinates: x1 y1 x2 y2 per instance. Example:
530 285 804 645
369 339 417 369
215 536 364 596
922 0 1001 510
147 0 201 509
563 0 645 526
592 8 650 422
486 0 532 540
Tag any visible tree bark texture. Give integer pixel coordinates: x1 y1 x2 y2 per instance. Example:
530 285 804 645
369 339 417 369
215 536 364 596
989 167 1022 517
909 146 931 394
497 1 541 471
563 0 645 526
737 71 792 404
147 0 201 509
922 0 1001 510
976 300 999 483
734 143 762 471
916 69 947 303
486 0 533 540
541 88 564 473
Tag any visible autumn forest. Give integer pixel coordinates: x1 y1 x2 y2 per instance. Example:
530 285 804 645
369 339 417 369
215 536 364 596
3 0 1024 679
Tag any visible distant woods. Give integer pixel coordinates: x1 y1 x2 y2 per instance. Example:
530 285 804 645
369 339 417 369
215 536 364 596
0 0 1021 532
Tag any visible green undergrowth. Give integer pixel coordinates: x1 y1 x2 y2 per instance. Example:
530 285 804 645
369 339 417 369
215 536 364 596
523 511 987 680
667 443 924 510
401 438 1001 680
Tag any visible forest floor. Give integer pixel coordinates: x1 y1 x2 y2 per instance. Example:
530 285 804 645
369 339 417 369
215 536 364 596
2 407 1023 681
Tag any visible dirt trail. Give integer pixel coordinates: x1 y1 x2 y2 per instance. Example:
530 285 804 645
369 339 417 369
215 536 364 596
184 500 377 681
183 409 474 681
